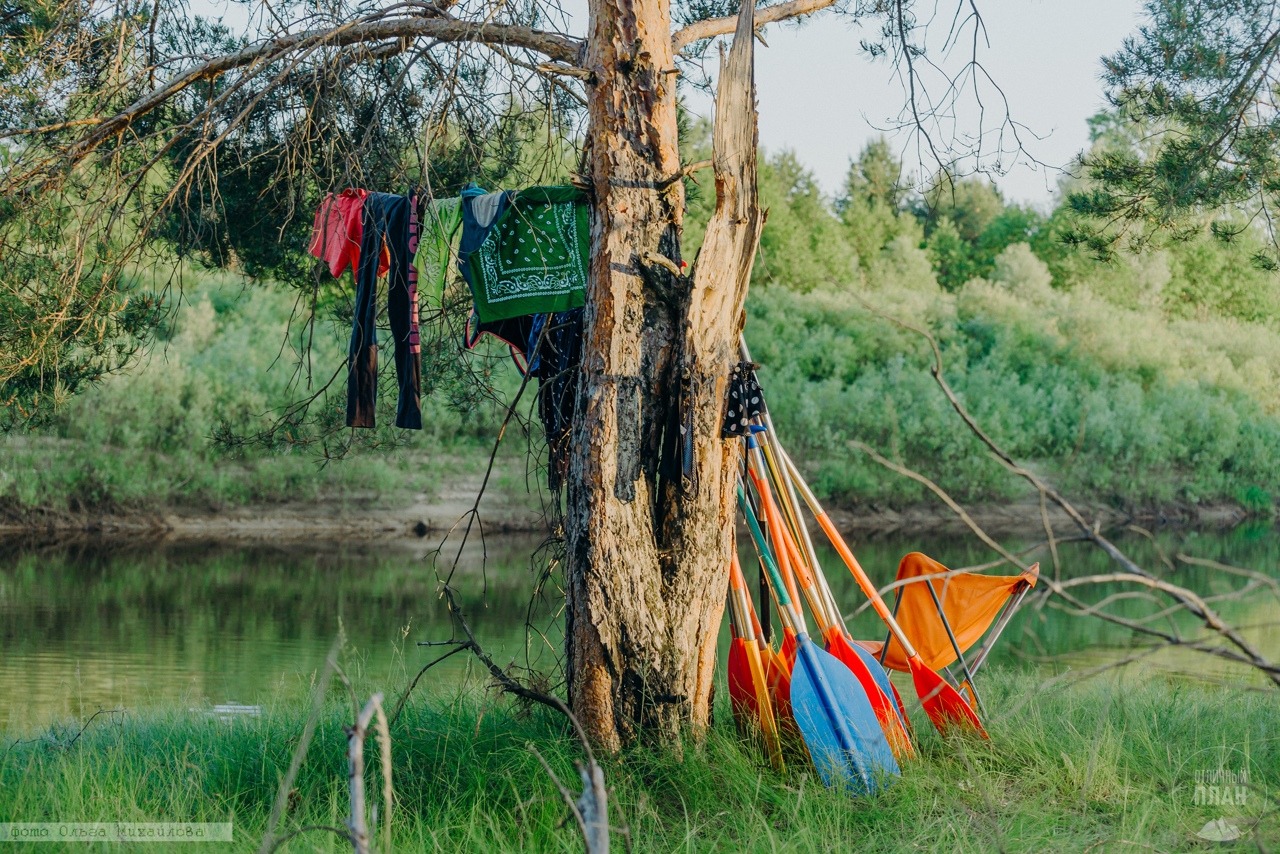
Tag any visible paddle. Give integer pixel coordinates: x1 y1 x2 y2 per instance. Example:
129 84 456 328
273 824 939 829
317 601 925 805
752 425 914 740
743 440 914 760
738 480 899 794
780 449 988 738
726 554 785 769
735 338 914 742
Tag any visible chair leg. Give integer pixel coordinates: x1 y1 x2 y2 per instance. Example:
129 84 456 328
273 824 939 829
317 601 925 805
926 577 985 715
970 581 1034 676
880 582 906 667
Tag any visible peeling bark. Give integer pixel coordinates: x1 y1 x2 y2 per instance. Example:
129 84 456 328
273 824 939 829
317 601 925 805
566 0 761 749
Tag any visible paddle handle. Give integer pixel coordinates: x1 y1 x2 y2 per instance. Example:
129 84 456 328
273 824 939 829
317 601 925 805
782 451 923 662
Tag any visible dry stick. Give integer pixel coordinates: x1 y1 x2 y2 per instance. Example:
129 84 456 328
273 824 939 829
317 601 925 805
345 695 379 854
435 585 615 852
373 702 394 854
1125 525 1176 573
849 294 1280 687
1175 553 1280 603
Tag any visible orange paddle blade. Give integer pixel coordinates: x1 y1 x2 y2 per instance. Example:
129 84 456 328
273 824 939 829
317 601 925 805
909 657 987 738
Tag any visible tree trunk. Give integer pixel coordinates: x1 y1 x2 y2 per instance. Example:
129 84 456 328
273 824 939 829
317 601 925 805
566 0 761 750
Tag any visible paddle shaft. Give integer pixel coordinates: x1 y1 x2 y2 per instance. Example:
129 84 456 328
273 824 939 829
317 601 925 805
780 450 925 663
737 338 851 638
747 451 829 637
739 487 867 746
756 427 849 636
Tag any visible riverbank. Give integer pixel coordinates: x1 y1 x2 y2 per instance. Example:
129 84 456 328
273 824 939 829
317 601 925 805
0 475 1259 540
0 495 1257 540
2 672 1276 851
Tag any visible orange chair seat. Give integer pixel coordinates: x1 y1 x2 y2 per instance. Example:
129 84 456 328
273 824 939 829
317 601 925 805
854 552 1038 673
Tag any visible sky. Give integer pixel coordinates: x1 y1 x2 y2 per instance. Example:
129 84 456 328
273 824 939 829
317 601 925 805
681 0 1146 207
194 0 1146 207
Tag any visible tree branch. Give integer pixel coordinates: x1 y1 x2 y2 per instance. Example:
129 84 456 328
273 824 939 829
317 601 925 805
671 0 837 53
39 12 583 172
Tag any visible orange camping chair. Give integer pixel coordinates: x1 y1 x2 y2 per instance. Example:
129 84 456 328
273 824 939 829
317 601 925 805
855 553 1039 714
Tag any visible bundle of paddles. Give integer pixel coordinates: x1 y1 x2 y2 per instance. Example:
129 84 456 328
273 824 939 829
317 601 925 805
723 344 1039 795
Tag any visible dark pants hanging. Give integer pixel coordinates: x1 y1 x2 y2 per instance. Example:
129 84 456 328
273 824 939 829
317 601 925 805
347 192 422 430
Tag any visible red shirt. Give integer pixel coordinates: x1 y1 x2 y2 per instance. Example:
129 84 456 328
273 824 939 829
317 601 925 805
308 189 388 277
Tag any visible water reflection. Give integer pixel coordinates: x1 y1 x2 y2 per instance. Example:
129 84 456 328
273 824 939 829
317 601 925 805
0 524 1276 734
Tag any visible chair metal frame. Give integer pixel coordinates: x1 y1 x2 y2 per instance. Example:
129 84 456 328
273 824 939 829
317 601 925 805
879 570 1036 714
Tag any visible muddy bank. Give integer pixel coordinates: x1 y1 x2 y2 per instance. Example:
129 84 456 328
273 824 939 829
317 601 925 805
0 477 1259 541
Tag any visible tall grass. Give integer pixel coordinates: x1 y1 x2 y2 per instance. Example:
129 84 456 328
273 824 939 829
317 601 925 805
2 671 1276 851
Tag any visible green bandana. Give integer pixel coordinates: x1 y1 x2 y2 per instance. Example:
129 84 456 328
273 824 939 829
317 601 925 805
467 186 589 322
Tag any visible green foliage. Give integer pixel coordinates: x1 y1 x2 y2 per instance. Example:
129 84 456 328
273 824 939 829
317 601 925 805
2 675 1277 851
0 272 516 512
1067 0 1280 263
705 121 1280 514
753 150 858 290
836 138 920 268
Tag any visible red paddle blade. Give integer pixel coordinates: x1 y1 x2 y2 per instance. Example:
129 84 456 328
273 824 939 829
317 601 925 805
728 637 759 729
909 658 988 738
824 630 915 760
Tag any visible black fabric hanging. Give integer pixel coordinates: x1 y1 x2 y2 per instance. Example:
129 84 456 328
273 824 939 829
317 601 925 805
721 360 766 437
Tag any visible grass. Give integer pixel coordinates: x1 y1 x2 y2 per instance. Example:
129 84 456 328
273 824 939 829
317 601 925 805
2 670 1277 852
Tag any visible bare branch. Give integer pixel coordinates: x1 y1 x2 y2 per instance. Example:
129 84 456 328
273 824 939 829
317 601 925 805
672 0 837 53
846 290 1280 685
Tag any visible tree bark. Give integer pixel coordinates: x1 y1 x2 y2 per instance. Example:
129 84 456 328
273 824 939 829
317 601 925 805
567 0 761 750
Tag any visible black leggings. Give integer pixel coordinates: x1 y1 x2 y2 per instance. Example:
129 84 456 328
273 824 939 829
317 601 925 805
347 192 422 430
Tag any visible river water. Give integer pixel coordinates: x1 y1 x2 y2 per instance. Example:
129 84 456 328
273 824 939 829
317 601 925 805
1 525 1277 733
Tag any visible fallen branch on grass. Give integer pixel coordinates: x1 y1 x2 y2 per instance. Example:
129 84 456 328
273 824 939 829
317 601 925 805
847 292 1280 689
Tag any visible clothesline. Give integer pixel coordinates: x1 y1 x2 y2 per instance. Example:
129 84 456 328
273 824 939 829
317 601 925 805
307 182 590 487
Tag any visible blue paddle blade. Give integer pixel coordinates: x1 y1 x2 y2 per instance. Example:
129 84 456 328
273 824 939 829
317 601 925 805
790 637 900 795
844 639 910 734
